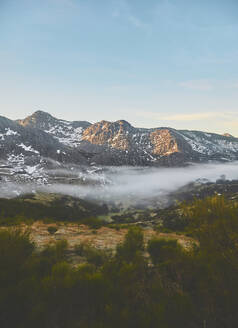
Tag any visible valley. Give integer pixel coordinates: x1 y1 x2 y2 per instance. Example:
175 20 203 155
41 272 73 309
1 112 238 328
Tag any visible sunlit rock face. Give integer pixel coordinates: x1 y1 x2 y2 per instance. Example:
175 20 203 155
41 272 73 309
80 121 194 166
82 120 132 151
0 110 236 173
81 119 238 166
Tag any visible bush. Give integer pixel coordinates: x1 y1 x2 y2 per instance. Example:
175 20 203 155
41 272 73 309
2 196 238 328
81 217 104 229
147 238 182 265
75 243 110 267
47 226 58 235
116 226 144 262
0 229 34 271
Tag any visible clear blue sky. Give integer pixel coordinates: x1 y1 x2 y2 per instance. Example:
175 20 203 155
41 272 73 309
0 0 238 135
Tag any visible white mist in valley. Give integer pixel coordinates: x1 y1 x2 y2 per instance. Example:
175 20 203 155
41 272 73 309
1 162 238 207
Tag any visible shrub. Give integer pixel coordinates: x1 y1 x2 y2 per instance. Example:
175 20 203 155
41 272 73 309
47 226 58 235
116 226 144 262
75 243 110 267
81 217 103 229
147 238 183 265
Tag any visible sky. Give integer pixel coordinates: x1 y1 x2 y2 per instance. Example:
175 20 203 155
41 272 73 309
0 0 238 135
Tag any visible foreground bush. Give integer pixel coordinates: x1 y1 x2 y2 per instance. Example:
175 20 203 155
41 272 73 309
1 196 238 327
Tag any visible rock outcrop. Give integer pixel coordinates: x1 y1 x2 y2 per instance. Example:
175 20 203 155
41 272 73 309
0 110 236 169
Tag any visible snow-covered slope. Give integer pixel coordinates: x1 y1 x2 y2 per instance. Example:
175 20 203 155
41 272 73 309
178 130 238 160
0 115 63 158
0 114 89 184
0 110 235 173
17 110 91 147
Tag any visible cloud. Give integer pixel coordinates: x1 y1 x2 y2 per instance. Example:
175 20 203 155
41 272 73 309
49 0 78 9
135 111 238 136
179 80 213 91
157 113 220 121
179 79 238 91
225 120 238 128
127 14 146 28
112 0 148 29
230 83 238 89
138 111 237 122
2 163 238 207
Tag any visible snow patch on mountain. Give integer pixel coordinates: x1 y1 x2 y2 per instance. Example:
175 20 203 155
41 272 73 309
5 128 19 136
45 124 83 147
0 128 20 140
18 143 40 154
5 153 48 184
179 131 238 157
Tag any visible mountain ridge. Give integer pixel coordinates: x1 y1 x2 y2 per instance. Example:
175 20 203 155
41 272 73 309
0 110 237 170
17 110 237 138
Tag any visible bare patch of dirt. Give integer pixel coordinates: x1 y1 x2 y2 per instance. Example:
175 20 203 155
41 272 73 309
3 222 194 251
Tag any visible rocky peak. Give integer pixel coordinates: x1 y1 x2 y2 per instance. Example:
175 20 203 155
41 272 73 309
82 120 135 151
31 110 52 119
115 120 132 128
17 110 56 130
17 111 91 148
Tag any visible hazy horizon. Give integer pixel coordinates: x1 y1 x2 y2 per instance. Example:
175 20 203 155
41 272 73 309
1 109 235 137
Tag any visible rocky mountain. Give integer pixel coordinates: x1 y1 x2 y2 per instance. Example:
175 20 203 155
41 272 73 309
0 113 88 182
17 110 91 147
0 110 237 178
79 119 238 165
80 120 195 166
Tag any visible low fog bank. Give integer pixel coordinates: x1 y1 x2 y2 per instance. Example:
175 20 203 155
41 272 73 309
1 162 238 208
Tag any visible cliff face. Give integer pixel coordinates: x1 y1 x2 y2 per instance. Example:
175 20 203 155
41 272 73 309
82 120 132 151
150 129 192 155
0 110 235 168
82 121 187 155
81 121 195 165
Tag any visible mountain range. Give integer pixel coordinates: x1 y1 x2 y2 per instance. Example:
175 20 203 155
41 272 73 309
0 110 238 171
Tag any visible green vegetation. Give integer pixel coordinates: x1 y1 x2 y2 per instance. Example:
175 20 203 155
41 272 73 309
147 238 183 265
1 195 238 327
0 193 108 225
75 243 111 267
80 216 104 229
